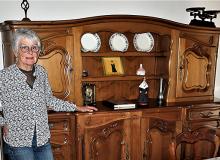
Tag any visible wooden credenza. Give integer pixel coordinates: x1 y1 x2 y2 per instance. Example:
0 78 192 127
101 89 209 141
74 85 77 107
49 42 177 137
48 101 220 160
1 15 220 160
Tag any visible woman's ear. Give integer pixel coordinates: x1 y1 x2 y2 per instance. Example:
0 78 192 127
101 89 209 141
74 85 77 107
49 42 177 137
14 51 19 63
14 52 18 57
13 47 18 57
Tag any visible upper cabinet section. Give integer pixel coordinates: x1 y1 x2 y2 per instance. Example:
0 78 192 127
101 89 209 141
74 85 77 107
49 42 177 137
1 15 220 105
0 25 75 101
73 19 172 104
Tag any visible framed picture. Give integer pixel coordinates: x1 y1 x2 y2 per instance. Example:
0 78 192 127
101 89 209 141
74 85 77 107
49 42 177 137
82 83 96 106
102 57 124 76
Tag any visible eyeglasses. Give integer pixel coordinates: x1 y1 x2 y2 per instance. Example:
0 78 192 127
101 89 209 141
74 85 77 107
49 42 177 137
19 45 40 54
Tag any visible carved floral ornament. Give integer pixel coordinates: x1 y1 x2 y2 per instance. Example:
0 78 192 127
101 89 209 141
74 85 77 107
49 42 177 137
89 121 129 160
41 41 57 55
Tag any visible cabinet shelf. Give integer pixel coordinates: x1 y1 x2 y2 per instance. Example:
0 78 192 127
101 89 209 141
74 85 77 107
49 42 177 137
81 51 167 57
82 75 163 82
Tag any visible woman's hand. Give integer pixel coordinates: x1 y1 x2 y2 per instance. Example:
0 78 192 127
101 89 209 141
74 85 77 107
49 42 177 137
76 106 98 112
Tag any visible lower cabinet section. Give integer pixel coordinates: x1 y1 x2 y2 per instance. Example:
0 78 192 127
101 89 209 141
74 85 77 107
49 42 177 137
48 103 220 160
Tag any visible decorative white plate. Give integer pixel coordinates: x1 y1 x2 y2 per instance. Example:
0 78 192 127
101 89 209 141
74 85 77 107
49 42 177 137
109 33 128 52
133 32 154 52
81 33 101 52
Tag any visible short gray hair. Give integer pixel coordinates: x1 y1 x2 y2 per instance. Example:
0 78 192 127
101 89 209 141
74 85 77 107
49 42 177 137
12 28 41 56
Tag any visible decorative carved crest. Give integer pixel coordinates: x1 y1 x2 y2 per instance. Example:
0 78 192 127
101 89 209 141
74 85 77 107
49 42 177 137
144 118 176 160
88 121 129 160
41 40 57 55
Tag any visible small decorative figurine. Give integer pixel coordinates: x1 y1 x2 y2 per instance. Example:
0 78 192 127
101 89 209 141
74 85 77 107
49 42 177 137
111 60 117 72
138 77 148 105
136 64 146 76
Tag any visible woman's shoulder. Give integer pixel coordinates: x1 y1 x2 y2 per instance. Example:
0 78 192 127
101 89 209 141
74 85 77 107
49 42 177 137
0 64 17 76
35 64 45 70
34 64 48 75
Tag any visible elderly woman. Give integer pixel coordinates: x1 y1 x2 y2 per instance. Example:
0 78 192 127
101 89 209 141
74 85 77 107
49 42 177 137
0 28 97 160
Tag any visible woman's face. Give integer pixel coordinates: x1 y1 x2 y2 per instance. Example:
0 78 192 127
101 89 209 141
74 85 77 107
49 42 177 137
16 38 40 70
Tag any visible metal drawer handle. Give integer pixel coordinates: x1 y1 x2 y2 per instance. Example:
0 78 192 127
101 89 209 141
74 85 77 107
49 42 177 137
63 121 68 131
199 111 214 118
49 123 54 129
121 141 130 160
64 137 68 144
217 120 220 128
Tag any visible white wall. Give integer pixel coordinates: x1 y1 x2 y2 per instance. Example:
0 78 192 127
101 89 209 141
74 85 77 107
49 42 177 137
1 0 220 97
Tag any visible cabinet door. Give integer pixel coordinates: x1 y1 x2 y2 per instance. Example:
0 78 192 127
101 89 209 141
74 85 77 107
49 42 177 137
36 28 74 100
141 109 182 160
176 32 218 100
76 112 131 160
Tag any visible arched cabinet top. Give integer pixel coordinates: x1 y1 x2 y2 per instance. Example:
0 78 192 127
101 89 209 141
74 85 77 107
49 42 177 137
1 15 220 33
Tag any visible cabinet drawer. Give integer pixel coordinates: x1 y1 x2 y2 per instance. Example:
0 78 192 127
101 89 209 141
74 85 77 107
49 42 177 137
50 132 69 146
187 108 220 121
187 120 220 129
48 119 69 131
50 132 70 160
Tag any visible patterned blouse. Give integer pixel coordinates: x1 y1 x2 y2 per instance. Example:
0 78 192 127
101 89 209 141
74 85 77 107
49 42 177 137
0 64 76 147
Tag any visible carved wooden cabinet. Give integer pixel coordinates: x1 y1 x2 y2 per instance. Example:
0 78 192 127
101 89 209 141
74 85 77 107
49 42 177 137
1 15 220 160
74 106 182 160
